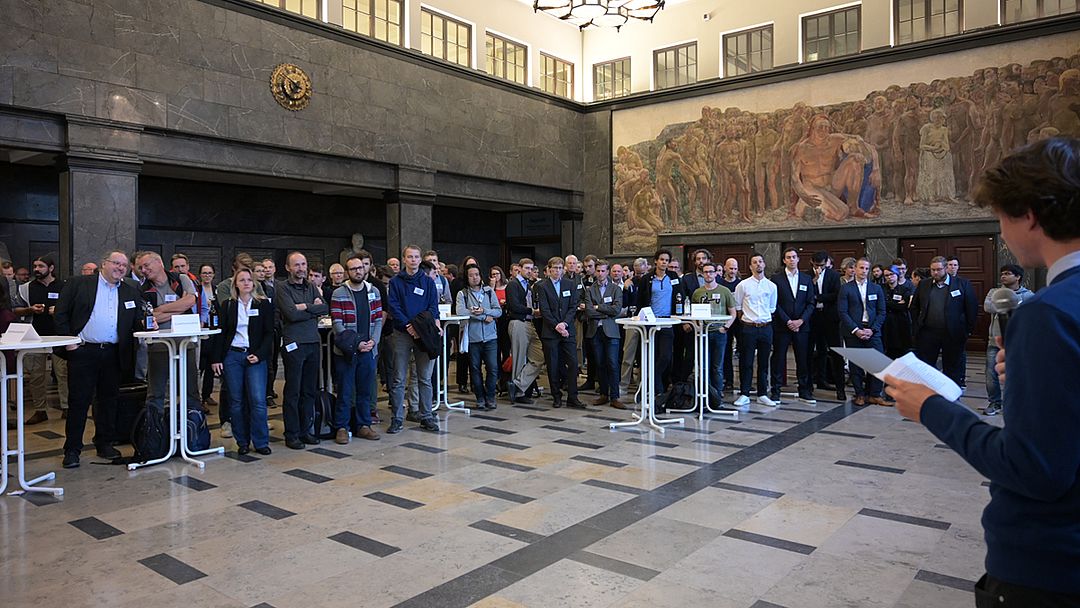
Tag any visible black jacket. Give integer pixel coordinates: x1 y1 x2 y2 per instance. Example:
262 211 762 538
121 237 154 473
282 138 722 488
771 269 817 328
504 276 533 321
536 277 579 340
211 298 275 365
410 310 441 359
54 273 144 379
812 268 842 323
911 274 979 337
635 270 682 314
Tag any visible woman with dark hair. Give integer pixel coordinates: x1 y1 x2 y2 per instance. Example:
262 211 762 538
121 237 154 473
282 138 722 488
456 264 502 410
452 256 478 393
489 266 511 396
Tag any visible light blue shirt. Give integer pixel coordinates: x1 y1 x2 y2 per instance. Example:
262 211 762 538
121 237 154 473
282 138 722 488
651 274 672 317
552 280 561 298
79 274 120 344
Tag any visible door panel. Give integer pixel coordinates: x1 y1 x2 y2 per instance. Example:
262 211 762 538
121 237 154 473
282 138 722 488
783 240 866 273
706 243 756 280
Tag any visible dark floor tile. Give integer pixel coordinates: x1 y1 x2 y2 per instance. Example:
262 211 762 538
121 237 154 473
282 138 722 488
474 425 516 435
818 430 875 439
223 450 260 462
482 439 531 450
283 469 333 484
569 550 659 581
665 426 714 435
481 459 535 472
471 486 535 504
583 413 624 422
553 438 603 450
751 417 804 425
381 465 432 479
68 516 124 540
33 430 64 440
981 481 991 487
749 601 789 608
651 454 709 466
329 531 400 557
914 569 976 592
309 447 351 459
524 414 564 422
468 520 545 544
238 500 296 520
400 442 446 454
625 437 678 448
138 553 207 585
364 491 424 510
539 424 585 435
723 529 816 555
21 491 61 506
712 481 784 499
693 439 751 449
570 455 628 468
858 508 950 530
391 564 524 608
512 404 551 412
488 523 609 577
834 460 905 475
727 426 778 436
470 414 507 422
779 407 824 414
171 475 217 491
582 479 647 496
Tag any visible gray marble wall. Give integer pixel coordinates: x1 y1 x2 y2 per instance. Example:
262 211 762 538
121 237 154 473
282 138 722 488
581 110 611 257
866 238 899 266
59 162 139 277
754 242 783 274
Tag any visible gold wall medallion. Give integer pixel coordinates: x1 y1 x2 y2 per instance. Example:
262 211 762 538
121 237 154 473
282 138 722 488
270 63 312 111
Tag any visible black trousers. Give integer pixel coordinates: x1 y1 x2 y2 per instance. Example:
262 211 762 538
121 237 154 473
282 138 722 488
975 574 1080 607
282 342 319 441
64 344 121 453
915 328 966 385
739 324 772 397
772 325 812 396
541 335 578 402
653 327 674 394
810 311 844 387
266 328 281 397
673 323 694 382
723 322 739 389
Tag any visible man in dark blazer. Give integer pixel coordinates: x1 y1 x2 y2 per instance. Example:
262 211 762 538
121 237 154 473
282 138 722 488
770 248 817 403
53 250 144 468
585 259 624 409
911 255 978 385
504 259 543 404
837 258 887 406
537 256 586 408
809 251 845 400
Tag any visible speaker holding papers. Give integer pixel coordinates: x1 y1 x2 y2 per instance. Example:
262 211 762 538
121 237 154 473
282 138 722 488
832 347 963 402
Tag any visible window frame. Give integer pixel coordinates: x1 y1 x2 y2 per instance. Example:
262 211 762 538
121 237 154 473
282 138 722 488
801 5 862 63
540 52 574 100
340 0 405 46
1000 0 1078 23
485 31 529 86
652 41 698 90
894 0 963 44
420 6 473 68
722 24 774 78
254 0 322 19
592 56 631 101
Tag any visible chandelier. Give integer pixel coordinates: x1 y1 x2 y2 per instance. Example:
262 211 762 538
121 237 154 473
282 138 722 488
533 0 666 30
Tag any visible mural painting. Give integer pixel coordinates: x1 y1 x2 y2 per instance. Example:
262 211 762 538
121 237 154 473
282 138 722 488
612 49 1080 253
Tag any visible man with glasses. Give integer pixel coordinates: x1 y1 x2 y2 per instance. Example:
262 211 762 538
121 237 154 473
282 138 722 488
911 255 978 385
809 251 845 400
689 262 737 407
330 252 383 443
537 257 586 409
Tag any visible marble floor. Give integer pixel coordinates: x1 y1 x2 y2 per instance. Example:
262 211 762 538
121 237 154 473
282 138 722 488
1 358 999 608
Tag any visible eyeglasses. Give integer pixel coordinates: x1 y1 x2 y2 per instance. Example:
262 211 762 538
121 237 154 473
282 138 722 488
346 266 364 272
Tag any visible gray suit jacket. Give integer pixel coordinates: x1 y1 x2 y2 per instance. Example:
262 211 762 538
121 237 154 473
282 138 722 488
585 281 622 339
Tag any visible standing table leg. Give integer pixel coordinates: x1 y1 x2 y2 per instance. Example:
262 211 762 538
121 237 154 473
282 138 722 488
178 337 224 464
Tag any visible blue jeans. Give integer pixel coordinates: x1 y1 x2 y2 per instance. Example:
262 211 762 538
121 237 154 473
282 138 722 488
706 330 728 399
469 339 498 404
223 349 269 449
985 342 1001 406
390 330 434 422
334 350 376 430
593 333 621 399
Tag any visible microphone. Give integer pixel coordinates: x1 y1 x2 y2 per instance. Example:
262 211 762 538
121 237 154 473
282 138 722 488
988 287 1021 341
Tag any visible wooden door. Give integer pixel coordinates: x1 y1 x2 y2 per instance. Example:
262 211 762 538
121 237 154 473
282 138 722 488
706 243 756 280
899 235 996 351
783 240 866 273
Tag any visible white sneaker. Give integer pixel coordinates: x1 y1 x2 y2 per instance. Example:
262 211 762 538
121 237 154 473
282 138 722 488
757 395 779 408
221 421 233 438
734 395 751 408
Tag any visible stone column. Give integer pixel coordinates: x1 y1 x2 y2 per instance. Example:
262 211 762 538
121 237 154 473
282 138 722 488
754 242 782 272
560 209 583 257
865 237 899 265
385 166 436 257
59 156 141 278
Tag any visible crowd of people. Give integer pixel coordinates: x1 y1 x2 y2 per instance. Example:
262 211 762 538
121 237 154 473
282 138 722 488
2 238 1030 468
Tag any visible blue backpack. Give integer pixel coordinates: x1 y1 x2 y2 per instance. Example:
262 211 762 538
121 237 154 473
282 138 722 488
186 409 211 452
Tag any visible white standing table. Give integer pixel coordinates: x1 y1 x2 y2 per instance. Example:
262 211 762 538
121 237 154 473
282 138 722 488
433 315 470 415
672 314 738 419
1 335 80 496
130 328 223 471
612 318 684 433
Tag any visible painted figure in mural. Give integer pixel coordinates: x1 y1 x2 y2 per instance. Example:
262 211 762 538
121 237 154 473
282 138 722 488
1000 80 1039 154
627 185 664 237
614 146 648 208
791 115 878 222
775 102 812 215
864 96 895 199
655 140 687 228
915 109 957 203
945 83 980 195
716 123 752 222
752 114 780 216
1048 68 1080 134
893 97 924 205
680 129 713 222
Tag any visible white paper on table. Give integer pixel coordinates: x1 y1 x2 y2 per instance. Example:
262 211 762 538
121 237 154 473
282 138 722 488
438 303 452 317
0 323 41 344
170 313 201 333
690 303 711 319
637 307 656 322
832 348 962 402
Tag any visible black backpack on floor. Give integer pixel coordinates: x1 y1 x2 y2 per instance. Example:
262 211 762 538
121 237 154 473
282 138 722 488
660 381 693 412
132 406 170 462
312 389 336 439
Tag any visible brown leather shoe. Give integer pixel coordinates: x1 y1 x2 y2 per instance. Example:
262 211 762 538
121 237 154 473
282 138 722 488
592 395 609 406
25 410 48 425
852 396 866 406
358 426 380 441
204 396 218 406
609 399 627 410
867 396 891 406
335 428 350 445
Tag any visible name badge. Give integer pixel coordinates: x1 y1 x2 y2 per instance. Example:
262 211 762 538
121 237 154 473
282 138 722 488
868 294 878 301
124 300 136 309
562 290 571 297
798 284 807 291
950 290 961 298
47 292 59 300
285 342 298 352
577 284 583 289
603 296 612 303
671 278 680 285
164 294 177 302
413 287 425 296
892 294 903 301
249 308 259 316
436 282 443 292
712 293 722 300
368 291 377 301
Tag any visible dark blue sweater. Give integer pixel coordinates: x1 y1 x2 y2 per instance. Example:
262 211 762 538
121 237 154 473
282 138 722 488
387 269 439 333
921 264 1080 594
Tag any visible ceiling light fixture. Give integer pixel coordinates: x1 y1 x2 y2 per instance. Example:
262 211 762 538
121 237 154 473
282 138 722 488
533 0 665 30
